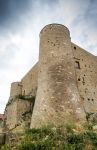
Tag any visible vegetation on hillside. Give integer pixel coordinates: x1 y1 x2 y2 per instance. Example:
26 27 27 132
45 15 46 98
1 123 97 150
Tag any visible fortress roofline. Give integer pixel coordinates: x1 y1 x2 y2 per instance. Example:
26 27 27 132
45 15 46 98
39 23 69 36
72 42 97 57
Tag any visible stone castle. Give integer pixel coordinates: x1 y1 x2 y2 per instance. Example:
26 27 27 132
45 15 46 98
1 23 97 133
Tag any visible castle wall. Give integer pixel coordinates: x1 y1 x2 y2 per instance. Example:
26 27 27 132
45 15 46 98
21 63 38 96
6 99 32 130
5 23 97 130
72 43 97 113
31 24 85 128
17 99 32 125
5 63 38 130
10 82 22 98
6 101 18 129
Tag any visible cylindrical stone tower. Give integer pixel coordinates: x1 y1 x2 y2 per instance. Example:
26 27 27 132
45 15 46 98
31 24 85 128
10 82 22 98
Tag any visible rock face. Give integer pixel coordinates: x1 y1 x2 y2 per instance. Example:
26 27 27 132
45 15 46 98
5 98 32 130
30 24 85 128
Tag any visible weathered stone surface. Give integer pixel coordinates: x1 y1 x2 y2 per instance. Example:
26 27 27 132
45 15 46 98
10 82 22 98
21 63 38 96
72 43 97 114
5 98 33 130
31 24 85 128
4 23 97 131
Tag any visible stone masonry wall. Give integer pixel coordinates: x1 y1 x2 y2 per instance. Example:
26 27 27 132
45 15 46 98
16 99 32 128
10 82 22 98
5 99 32 130
6 101 17 130
5 63 38 130
72 43 97 114
21 63 38 96
31 24 85 128
5 23 97 130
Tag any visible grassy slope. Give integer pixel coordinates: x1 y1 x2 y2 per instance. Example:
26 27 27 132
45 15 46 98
1 123 97 150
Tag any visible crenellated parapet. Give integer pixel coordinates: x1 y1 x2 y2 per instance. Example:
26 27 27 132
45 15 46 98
10 82 22 99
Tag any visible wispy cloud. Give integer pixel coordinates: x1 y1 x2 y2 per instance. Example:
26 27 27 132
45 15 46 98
70 0 97 54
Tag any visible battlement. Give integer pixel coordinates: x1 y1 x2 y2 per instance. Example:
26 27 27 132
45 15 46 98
10 82 22 98
40 23 70 37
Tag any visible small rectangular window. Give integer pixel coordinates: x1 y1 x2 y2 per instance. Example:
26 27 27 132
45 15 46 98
75 61 80 69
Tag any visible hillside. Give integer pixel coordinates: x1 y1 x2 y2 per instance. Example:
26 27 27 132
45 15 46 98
1 122 97 150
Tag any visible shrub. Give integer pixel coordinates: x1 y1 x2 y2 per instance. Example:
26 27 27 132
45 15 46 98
2 125 97 150
1 145 11 150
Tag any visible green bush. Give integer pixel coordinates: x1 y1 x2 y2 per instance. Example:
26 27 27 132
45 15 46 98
2 125 97 150
1 145 11 150
65 123 76 133
17 141 37 150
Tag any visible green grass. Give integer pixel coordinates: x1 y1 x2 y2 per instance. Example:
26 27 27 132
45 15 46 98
1 145 11 150
1 124 97 150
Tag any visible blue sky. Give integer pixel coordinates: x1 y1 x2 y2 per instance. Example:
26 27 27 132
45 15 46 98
0 0 97 113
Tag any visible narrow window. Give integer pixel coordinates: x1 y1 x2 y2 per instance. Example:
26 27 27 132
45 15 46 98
82 77 85 85
75 61 80 69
